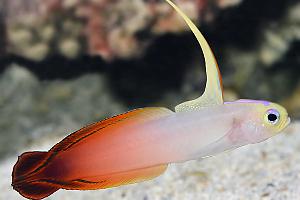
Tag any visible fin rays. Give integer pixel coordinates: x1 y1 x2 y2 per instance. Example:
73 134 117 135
164 0 224 112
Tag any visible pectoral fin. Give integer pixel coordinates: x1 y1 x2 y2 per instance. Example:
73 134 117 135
164 0 224 112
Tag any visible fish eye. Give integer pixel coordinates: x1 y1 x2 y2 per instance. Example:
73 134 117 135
266 109 280 125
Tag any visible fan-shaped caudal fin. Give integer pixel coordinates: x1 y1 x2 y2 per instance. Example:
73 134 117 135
12 151 60 200
164 0 224 112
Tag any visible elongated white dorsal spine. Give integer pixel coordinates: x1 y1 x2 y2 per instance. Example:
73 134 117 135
164 0 224 112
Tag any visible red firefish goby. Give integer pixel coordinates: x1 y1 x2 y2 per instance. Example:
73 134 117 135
12 0 290 199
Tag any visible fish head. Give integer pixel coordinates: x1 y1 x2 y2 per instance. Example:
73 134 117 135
227 99 290 144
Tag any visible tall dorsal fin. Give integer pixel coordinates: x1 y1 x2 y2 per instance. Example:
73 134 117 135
164 0 224 112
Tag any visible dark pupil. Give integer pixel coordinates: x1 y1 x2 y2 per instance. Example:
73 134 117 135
268 114 277 122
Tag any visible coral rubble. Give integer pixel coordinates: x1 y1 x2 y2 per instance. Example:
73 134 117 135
3 0 243 61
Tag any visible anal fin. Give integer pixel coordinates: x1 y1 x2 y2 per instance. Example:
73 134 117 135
61 164 168 190
102 164 168 188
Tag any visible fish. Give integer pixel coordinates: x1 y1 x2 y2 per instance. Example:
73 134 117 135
12 0 291 199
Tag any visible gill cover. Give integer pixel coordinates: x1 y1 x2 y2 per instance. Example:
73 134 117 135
164 0 224 112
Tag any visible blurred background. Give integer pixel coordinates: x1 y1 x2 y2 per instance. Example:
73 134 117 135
0 0 300 199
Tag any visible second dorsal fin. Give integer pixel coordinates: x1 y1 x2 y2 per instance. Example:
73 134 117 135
164 0 224 112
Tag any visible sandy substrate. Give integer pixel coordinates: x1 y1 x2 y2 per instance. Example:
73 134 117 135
1 122 299 200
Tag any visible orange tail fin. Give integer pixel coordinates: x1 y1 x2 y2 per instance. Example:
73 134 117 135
12 151 60 200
